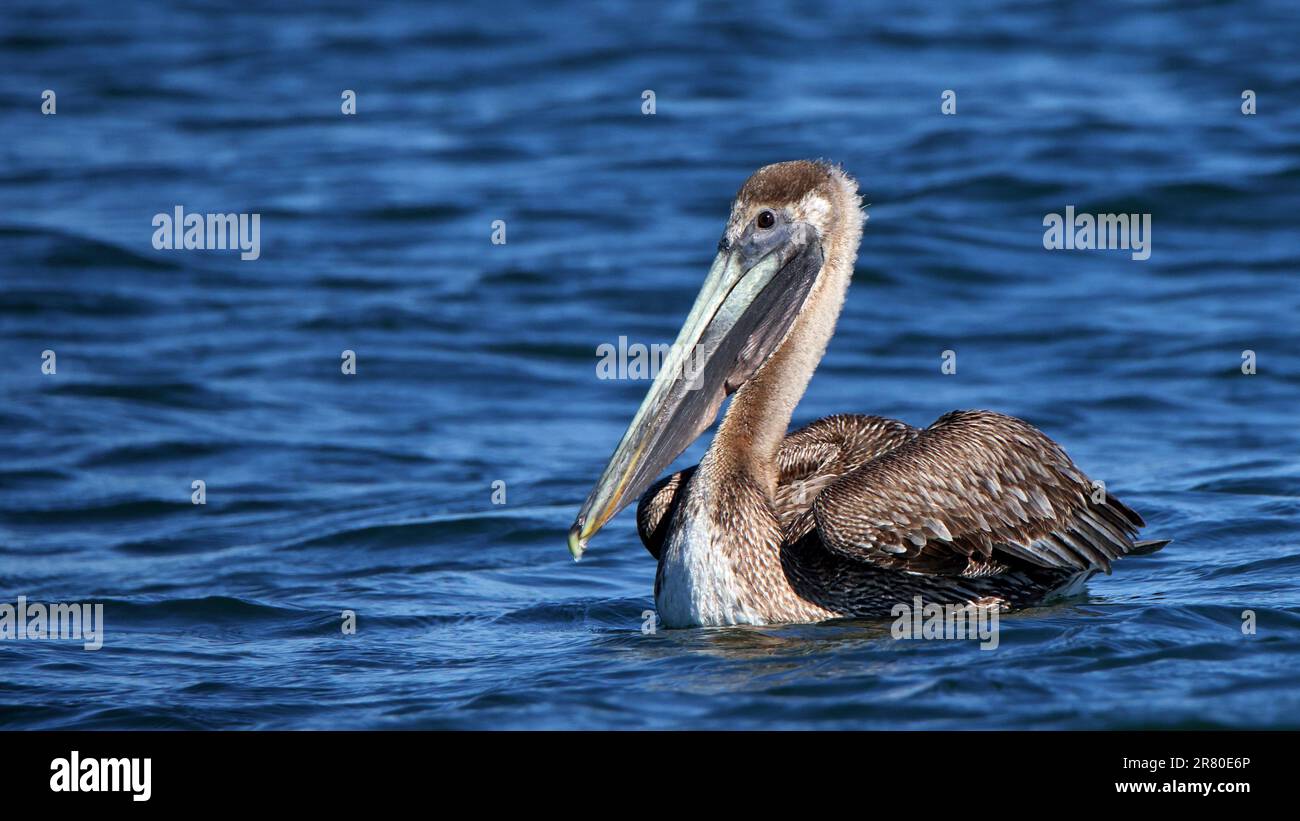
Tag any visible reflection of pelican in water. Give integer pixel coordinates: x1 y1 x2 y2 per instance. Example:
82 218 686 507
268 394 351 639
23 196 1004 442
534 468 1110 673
569 161 1167 629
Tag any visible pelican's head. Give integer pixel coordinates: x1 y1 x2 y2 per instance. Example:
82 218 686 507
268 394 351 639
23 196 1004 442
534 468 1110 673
568 160 864 560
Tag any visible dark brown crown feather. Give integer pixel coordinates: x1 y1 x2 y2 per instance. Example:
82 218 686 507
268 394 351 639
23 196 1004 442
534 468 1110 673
735 159 840 207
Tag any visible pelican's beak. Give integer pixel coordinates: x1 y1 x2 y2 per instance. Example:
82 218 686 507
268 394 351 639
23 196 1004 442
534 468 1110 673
568 220 823 560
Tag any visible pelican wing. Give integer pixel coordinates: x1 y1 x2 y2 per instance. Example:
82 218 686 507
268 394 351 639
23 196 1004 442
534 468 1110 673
638 415 917 558
806 410 1148 576
774 414 920 525
636 467 694 561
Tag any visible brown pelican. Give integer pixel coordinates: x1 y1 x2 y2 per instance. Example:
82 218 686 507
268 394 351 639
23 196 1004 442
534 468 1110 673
568 160 1167 628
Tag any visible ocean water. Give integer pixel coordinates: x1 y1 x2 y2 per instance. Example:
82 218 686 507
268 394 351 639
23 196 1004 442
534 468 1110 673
1 0 1298 729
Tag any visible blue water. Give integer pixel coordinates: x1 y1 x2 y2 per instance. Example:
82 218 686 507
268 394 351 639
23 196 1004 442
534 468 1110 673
1 0 1298 729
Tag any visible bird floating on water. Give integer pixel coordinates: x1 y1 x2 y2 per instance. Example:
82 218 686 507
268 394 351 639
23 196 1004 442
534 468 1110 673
568 160 1167 629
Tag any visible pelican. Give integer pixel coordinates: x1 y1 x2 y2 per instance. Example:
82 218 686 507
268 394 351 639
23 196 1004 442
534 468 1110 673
568 160 1167 629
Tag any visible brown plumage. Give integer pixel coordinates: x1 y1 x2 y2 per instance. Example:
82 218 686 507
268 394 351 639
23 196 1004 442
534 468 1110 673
639 411 1166 621
571 160 1168 627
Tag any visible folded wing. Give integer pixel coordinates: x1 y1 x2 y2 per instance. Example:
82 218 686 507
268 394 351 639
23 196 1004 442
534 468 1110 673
638 409 1155 577
807 410 1148 576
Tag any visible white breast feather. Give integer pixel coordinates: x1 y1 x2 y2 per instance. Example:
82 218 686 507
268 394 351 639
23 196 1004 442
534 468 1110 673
655 493 765 628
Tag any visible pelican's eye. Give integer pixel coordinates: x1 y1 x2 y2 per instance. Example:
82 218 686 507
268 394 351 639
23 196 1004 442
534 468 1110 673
756 210 776 230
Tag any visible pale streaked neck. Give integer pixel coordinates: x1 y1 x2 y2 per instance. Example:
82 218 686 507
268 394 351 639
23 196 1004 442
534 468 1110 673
711 257 852 498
